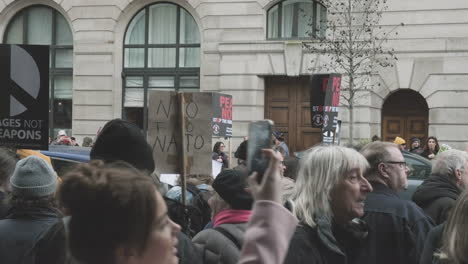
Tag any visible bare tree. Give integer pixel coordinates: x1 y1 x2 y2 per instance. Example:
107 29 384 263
306 0 403 145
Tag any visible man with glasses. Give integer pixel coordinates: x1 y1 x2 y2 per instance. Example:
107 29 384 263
355 142 434 264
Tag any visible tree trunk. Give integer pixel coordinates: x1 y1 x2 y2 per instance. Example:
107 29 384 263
349 104 354 146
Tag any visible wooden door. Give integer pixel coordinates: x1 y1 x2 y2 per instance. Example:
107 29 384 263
265 76 321 154
382 116 428 144
382 89 429 144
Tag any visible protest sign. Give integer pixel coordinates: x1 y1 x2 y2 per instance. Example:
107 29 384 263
148 91 212 175
212 93 233 137
309 74 342 144
0 44 49 150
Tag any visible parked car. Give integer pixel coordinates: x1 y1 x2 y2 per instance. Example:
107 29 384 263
40 145 90 177
399 150 432 200
293 149 432 200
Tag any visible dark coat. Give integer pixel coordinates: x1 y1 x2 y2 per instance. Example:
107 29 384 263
284 218 367 264
355 182 434 264
412 174 461 225
419 224 444 264
0 191 9 219
212 152 229 169
0 206 65 264
177 231 203 264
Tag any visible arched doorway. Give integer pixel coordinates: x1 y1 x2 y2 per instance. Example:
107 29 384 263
382 89 428 144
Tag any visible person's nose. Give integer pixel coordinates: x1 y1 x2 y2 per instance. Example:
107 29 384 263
361 177 373 193
171 219 181 235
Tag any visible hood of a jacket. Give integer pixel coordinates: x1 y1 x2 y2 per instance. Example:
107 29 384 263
412 174 461 207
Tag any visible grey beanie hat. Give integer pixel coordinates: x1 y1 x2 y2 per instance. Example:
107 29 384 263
10 155 58 198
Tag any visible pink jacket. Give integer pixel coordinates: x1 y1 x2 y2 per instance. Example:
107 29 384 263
238 200 299 264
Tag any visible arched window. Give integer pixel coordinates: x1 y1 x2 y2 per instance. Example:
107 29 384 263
4 5 73 138
267 0 327 39
123 3 200 131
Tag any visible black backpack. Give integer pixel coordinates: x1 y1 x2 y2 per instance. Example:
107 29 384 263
165 184 212 238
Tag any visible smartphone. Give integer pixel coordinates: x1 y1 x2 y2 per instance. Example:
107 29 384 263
247 120 274 182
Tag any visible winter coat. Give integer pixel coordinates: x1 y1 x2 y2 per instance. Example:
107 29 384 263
238 200 298 264
412 174 461 225
284 217 368 264
177 232 203 264
212 152 229 169
419 224 444 264
0 206 65 264
0 190 9 219
193 223 247 264
355 182 434 264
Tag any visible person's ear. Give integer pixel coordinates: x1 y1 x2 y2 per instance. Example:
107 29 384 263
378 163 388 178
455 168 462 182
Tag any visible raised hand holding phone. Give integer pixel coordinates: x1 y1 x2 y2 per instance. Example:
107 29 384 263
247 120 274 183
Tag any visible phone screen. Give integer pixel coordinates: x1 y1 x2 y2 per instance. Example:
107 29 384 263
247 120 274 181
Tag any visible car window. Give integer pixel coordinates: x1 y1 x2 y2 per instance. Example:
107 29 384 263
404 154 431 180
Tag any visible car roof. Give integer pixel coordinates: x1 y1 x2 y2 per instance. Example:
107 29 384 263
40 145 90 162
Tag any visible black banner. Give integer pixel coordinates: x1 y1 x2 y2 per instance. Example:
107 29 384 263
212 93 232 137
0 44 49 150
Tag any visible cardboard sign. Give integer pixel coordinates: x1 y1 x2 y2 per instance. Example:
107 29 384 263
0 45 49 150
212 93 233 137
147 91 212 175
147 91 180 174
182 92 212 175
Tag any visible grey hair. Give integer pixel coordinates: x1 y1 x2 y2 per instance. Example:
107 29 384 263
432 149 468 179
360 141 399 179
291 145 369 227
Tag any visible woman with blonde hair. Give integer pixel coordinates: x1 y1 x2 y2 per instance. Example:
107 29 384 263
284 145 373 264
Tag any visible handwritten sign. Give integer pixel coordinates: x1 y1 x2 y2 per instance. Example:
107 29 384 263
148 91 180 174
147 91 212 175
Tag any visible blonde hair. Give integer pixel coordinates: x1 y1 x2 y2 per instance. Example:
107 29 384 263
291 145 369 227
437 190 468 263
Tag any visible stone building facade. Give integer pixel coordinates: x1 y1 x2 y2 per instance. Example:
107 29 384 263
0 0 467 153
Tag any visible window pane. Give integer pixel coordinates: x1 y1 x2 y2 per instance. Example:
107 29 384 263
267 6 279 39
149 76 174 87
298 2 313 38
27 6 52 45
125 48 145 68
148 4 177 44
180 9 200 44
125 9 146 44
55 49 73 68
126 76 144 87
317 4 327 38
148 48 176 67
179 48 200 67
54 76 72 99
5 14 24 44
180 76 199 88
56 13 73 45
124 88 144 107
53 99 72 129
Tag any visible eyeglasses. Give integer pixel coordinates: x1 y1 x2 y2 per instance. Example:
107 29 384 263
383 161 407 168
220 145 225 148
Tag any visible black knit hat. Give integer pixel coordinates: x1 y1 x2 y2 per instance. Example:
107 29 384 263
212 169 253 210
90 119 155 173
410 137 421 144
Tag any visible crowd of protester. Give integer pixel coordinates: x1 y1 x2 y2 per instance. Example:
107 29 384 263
2 119 468 264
